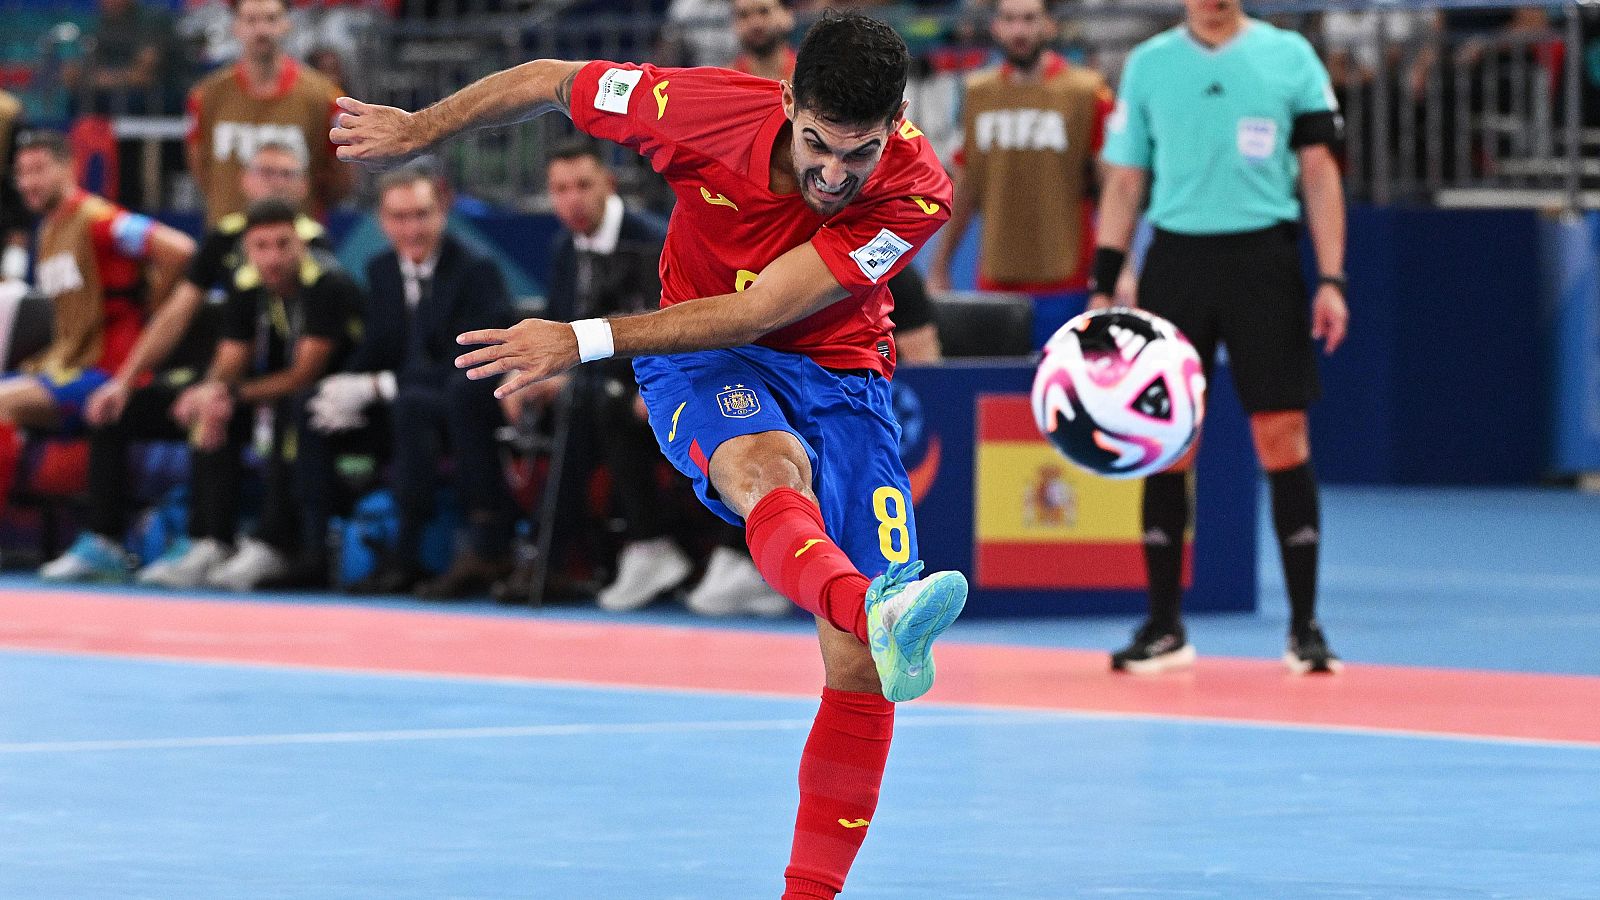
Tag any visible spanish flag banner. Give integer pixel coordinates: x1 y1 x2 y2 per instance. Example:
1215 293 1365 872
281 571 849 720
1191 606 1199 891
973 394 1193 590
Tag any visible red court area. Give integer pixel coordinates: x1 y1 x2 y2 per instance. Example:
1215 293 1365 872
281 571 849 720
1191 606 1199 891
3 589 1596 746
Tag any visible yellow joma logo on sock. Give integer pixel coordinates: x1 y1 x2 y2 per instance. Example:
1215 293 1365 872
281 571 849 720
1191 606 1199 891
795 539 824 558
838 818 870 829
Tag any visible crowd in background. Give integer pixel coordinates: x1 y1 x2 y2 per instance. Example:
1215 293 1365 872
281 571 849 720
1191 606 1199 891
0 0 1578 607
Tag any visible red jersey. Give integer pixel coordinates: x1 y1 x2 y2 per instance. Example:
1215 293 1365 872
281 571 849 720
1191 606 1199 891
570 62 952 377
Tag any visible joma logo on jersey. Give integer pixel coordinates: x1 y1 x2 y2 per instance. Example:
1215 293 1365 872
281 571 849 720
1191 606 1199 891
716 385 760 419
974 108 1068 152
35 252 84 297
211 122 309 164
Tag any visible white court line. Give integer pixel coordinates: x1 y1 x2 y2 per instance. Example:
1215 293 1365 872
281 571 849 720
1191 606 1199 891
2 709 1597 755
0 713 1058 755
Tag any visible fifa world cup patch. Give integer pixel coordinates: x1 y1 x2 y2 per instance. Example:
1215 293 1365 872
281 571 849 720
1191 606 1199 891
594 68 644 115
849 228 913 283
716 384 761 418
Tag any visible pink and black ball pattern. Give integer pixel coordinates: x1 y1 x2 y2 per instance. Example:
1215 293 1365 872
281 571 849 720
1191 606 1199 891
1030 308 1206 479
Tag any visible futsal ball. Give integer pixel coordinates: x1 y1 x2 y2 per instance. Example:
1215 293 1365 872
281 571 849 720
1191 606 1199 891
1030 307 1206 479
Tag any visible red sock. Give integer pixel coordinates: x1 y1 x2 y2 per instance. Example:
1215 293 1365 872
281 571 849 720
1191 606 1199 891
783 687 895 899
745 487 870 643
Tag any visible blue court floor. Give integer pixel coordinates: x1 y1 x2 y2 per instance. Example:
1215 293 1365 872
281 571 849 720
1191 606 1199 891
1 486 1598 899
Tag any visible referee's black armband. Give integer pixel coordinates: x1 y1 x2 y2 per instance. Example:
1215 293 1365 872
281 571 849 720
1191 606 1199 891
1290 110 1344 149
1089 247 1126 295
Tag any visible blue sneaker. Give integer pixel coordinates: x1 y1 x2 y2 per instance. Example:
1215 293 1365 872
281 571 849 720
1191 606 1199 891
39 533 132 583
864 560 968 702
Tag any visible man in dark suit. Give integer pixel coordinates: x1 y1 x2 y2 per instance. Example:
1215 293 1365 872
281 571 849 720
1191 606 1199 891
308 166 516 597
502 140 786 616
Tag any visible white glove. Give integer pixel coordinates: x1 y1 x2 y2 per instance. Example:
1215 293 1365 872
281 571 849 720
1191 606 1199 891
1 245 26 283
308 372 391 433
308 397 367 433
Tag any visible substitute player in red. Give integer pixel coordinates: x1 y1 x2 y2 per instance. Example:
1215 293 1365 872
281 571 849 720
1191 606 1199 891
332 13 966 898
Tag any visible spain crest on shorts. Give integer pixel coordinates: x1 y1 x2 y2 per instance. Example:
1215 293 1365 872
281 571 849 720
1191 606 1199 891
716 384 760 418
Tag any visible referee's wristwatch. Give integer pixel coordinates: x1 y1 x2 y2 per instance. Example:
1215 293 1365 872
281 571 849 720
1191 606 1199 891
1317 273 1348 295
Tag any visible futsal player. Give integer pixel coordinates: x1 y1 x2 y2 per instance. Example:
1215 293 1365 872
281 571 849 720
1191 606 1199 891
331 13 967 899
1090 0 1349 674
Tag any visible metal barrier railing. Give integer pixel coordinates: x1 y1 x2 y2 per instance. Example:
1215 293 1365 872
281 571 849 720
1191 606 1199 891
6 0 1593 212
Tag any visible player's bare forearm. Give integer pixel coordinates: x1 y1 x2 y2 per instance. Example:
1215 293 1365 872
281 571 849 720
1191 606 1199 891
332 60 586 163
931 167 975 278
1298 145 1346 277
456 243 849 398
609 242 848 354
1096 164 1147 253
202 340 250 387
118 281 203 383
140 226 196 328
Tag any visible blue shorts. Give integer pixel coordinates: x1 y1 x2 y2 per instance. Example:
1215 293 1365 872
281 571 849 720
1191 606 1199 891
2 368 112 433
633 345 917 576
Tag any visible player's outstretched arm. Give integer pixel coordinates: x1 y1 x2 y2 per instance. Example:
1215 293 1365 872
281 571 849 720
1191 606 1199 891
456 241 850 398
331 59 587 165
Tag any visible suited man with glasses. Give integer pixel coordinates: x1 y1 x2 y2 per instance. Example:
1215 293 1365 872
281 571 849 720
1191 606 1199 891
310 165 517 597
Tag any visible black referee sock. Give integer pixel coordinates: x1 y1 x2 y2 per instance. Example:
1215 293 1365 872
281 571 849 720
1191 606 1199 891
1268 462 1320 632
1141 472 1190 633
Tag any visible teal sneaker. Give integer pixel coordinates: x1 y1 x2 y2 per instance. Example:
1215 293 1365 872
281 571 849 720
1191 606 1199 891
864 560 968 702
39 533 132 583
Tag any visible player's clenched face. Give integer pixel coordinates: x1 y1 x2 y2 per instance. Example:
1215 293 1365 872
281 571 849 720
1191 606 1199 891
546 155 614 238
782 87 902 218
14 146 71 216
242 222 305 295
992 0 1056 71
233 0 290 66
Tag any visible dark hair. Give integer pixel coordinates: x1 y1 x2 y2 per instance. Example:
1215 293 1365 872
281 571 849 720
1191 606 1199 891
14 129 71 162
546 137 606 168
791 11 909 128
242 198 300 234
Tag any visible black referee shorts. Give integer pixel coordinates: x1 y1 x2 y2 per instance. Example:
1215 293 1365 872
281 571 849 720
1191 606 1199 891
1137 222 1320 414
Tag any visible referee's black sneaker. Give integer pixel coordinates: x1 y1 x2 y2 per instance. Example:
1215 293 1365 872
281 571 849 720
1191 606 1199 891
1284 621 1343 675
1110 620 1196 674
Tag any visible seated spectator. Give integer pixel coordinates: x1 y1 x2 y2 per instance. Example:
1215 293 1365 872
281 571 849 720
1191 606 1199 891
169 199 363 590
0 130 192 555
502 140 786 616
40 141 327 584
309 166 517 598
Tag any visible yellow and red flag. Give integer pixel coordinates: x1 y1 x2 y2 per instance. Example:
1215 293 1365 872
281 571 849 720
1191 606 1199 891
973 395 1193 590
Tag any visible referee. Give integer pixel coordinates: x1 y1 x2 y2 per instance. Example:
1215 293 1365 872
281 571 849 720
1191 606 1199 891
1091 0 1349 675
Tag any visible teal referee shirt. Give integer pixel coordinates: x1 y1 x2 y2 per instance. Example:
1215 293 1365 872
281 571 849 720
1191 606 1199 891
1101 20 1338 235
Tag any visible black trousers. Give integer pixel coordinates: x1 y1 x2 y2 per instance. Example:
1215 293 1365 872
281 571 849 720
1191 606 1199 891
391 375 510 561
553 371 670 546
85 377 245 542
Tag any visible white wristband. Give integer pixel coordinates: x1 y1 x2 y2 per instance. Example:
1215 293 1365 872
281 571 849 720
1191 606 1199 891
572 317 615 363
1 245 26 282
